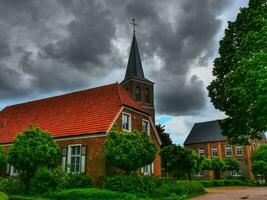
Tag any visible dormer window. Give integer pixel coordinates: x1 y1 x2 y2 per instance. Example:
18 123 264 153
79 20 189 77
136 87 141 102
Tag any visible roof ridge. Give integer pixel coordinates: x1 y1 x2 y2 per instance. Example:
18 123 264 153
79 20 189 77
116 83 123 105
4 83 117 109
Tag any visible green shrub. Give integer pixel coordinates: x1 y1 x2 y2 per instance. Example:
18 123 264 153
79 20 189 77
62 173 93 189
155 181 205 198
0 192 8 200
197 179 255 187
197 180 214 187
0 177 25 194
52 188 135 200
104 175 157 194
29 167 64 195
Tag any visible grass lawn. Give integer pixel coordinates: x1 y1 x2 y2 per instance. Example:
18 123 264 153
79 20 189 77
8 188 188 200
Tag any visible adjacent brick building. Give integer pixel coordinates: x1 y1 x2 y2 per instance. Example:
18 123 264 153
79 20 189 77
184 120 266 179
0 32 161 179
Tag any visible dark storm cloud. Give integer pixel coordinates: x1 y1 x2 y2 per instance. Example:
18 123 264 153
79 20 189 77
0 0 233 115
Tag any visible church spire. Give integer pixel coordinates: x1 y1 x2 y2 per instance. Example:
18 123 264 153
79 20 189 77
122 20 152 83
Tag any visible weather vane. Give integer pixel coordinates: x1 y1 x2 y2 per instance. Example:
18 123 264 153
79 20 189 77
130 18 139 33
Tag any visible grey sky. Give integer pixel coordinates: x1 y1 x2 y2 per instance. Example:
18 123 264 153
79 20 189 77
0 0 249 143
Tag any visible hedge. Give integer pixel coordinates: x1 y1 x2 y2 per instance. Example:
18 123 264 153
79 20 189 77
104 175 158 193
51 188 136 200
197 179 254 187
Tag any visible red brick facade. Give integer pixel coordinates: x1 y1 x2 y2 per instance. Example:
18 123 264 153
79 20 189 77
1 106 161 180
185 140 264 179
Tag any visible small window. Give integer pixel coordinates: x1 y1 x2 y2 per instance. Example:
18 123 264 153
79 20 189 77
145 88 150 103
10 165 19 176
142 120 150 135
236 145 243 156
231 170 241 177
122 113 131 131
136 86 141 102
225 145 233 157
141 162 154 175
212 145 218 157
195 171 204 177
198 147 205 157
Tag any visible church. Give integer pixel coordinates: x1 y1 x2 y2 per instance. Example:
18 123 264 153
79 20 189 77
0 32 162 179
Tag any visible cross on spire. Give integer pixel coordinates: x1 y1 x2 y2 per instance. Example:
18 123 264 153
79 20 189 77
130 18 138 33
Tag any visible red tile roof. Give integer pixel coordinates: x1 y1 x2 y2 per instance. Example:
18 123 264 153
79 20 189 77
0 83 147 144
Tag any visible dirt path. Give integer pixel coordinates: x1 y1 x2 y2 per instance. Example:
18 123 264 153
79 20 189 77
190 186 267 200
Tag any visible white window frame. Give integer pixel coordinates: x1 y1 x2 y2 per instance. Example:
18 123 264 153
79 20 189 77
198 147 205 157
10 165 19 176
195 171 204 177
67 144 82 174
236 145 243 156
142 119 150 135
212 145 218 157
122 112 131 131
231 170 241 177
225 145 233 157
141 162 154 176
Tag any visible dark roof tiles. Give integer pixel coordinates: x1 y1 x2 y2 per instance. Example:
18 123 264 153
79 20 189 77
184 120 227 145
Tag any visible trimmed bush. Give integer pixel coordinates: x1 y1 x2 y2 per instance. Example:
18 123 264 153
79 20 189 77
0 177 25 194
0 192 8 200
52 188 136 200
197 179 254 187
155 181 205 198
104 175 157 193
29 167 64 195
62 173 93 189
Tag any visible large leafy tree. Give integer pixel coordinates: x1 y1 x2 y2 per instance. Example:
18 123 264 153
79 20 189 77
104 127 157 175
160 145 202 181
156 124 172 148
252 144 267 181
208 0 267 144
224 157 240 174
7 126 60 188
211 157 225 179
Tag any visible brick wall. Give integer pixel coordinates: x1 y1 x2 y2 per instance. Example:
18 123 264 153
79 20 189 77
0 106 161 179
186 141 254 179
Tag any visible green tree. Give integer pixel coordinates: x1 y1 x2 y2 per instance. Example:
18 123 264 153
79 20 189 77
7 126 60 189
252 144 267 181
0 146 6 166
211 157 225 179
208 0 267 144
104 127 157 175
224 157 240 175
160 145 201 181
155 124 172 148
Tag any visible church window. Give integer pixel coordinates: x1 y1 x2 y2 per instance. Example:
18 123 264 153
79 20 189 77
212 145 218 157
136 86 141 101
142 120 150 135
122 113 131 131
145 88 150 103
67 144 87 173
236 145 243 156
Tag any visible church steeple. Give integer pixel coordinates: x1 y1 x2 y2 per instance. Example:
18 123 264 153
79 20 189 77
120 20 155 122
122 33 152 83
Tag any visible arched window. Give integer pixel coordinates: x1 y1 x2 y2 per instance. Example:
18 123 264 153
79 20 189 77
135 86 141 101
145 88 150 103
